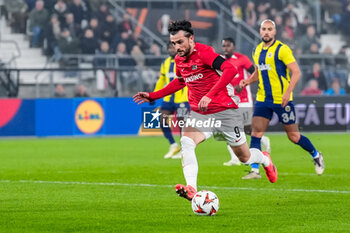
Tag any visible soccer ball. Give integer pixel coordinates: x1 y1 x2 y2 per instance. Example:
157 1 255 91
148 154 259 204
191 190 219 216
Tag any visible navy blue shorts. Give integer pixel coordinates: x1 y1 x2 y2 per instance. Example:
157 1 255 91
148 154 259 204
160 101 190 118
253 101 296 125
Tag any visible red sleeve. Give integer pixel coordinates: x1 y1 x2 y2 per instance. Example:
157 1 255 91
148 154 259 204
206 60 238 99
176 66 182 77
198 44 220 67
241 54 253 70
148 78 186 101
231 75 240 86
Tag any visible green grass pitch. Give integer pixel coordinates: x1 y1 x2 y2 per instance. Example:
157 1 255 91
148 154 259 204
0 133 349 233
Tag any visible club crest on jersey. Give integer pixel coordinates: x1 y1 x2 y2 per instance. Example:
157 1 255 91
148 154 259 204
268 52 273 58
192 65 198 70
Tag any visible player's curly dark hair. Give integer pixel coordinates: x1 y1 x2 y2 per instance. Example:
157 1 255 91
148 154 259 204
168 20 194 37
222 37 235 46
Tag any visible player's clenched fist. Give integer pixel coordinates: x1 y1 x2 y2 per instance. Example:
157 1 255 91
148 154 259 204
133 92 151 105
239 80 249 88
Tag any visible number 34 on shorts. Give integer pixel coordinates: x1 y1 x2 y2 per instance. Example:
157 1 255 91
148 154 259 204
253 101 296 125
280 103 296 124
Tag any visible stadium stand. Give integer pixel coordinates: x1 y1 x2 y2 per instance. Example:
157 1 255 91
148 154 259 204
0 0 349 97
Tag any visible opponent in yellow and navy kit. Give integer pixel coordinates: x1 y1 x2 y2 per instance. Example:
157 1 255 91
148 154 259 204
252 39 297 124
154 56 189 112
246 20 324 178
154 42 190 159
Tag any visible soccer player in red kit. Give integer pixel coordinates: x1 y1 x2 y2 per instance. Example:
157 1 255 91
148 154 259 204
221 38 271 180
133 20 277 201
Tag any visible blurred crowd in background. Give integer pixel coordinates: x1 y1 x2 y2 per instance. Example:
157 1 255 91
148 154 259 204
2 0 350 96
224 0 350 95
4 0 161 66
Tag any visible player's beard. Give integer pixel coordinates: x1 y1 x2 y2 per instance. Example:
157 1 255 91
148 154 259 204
262 36 273 43
224 52 233 59
178 45 191 57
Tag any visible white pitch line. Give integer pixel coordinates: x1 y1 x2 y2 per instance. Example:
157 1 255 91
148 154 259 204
278 172 350 178
0 180 350 194
24 171 350 178
200 185 350 194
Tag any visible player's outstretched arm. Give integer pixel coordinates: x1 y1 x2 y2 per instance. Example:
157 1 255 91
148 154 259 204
240 65 258 88
133 92 151 105
134 78 186 105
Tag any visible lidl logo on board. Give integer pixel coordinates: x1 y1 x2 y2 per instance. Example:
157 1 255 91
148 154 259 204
75 100 104 134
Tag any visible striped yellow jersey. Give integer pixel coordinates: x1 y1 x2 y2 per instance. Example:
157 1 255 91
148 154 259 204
154 56 188 103
252 40 296 104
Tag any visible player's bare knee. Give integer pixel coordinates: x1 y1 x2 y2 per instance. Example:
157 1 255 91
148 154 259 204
287 133 300 143
161 115 168 124
230 144 250 163
182 128 206 145
160 113 169 123
239 155 249 163
160 110 171 122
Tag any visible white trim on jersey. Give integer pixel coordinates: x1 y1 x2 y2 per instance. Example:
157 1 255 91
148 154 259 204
215 68 240 105
215 70 241 105
243 69 253 105
226 82 241 106
229 54 253 105
175 75 184 81
238 102 253 108
215 69 223 76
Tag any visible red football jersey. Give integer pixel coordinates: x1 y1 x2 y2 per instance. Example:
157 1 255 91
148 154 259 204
175 43 239 114
226 53 253 104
